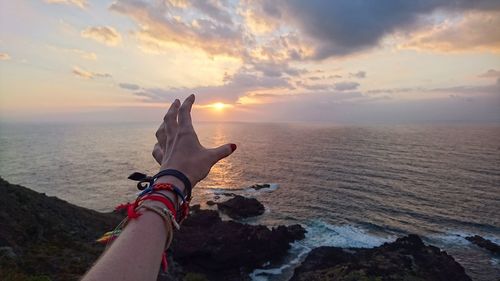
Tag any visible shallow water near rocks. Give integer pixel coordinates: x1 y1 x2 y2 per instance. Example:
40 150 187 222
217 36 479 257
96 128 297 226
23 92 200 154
1 122 499 280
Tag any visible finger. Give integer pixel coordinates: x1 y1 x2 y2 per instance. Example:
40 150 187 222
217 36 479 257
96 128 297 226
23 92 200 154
165 99 180 136
152 143 164 165
178 94 195 129
209 143 237 163
155 123 167 150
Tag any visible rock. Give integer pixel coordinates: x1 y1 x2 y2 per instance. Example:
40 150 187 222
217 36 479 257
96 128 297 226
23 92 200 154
221 192 237 197
283 224 306 241
190 204 201 212
0 246 16 259
466 235 500 255
206 200 216 206
217 195 265 219
249 184 271 190
290 234 472 281
170 208 306 281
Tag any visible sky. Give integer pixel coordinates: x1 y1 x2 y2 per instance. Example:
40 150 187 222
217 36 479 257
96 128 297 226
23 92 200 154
0 0 499 123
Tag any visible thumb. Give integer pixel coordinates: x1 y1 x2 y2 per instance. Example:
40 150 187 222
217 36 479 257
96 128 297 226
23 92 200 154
210 143 237 163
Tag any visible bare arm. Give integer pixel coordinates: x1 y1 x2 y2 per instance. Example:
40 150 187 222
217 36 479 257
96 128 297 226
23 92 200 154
82 95 236 281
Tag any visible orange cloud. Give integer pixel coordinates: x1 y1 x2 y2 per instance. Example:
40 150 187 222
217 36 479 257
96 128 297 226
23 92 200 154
0 52 11 60
72 66 111 79
49 45 97 60
110 1 243 57
400 12 500 53
45 0 88 9
81 26 122 46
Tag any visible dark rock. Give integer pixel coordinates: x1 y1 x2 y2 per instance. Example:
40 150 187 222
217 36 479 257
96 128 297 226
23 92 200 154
284 224 307 241
190 204 201 212
466 235 500 255
217 195 265 219
0 246 16 259
249 183 271 190
221 192 237 197
290 234 472 281
206 200 216 206
170 208 306 281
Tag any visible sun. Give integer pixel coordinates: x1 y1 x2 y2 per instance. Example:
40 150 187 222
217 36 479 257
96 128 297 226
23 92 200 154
212 102 226 110
207 102 232 111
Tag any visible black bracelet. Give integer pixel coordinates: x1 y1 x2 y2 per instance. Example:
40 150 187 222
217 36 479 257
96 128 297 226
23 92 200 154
153 169 192 200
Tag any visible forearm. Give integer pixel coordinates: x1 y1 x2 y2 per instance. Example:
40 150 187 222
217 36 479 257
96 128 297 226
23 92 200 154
83 176 185 281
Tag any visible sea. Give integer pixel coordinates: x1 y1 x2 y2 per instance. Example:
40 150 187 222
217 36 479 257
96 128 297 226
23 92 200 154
0 122 499 281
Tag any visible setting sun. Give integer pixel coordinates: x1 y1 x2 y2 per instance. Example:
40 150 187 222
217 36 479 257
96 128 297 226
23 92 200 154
209 102 232 111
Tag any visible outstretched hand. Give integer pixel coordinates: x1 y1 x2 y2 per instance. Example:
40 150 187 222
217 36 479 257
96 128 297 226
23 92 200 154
152 94 236 187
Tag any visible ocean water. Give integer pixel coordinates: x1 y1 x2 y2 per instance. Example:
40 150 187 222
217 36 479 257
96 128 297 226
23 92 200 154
1 122 499 281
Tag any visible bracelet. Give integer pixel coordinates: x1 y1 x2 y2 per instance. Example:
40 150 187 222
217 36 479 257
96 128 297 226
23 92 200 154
128 169 192 201
153 169 192 200
98 171 193 272
137 204 176 271
152 183 187 204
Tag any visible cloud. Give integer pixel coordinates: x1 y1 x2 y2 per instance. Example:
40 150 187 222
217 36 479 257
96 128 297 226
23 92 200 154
250 60 307 77
81 26 122 46
119 83 141 90
0 52 11 60
71 49 97 60
366 87 418 95
190 0 233 24
110 0 244 56
349 71 366 79
333 81 360 91
365 82 500 97
430 83 500 95
401 11 500 53
48 45 97 60
72 66 111 79
120 68 292 103
256 0 500 58
109 0 500 63
478 69 500 78
45 0 88 9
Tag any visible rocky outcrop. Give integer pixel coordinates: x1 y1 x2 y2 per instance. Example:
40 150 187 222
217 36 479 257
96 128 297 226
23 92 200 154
290 234 471 281
217 195 265 219
0 177 304 281
466 235 500 255
0 177 122 281
0 177 475 281
249 183 271 190
169 208 306 281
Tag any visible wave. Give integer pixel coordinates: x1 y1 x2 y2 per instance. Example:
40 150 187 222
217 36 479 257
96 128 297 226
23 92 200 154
249 220 394 281
301 220 395 249
426 230 500 247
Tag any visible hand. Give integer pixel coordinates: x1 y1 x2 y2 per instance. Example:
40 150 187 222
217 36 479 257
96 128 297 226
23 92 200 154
152 94 237 188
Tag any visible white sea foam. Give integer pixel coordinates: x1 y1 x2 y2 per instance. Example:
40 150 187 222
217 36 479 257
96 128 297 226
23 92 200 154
249 220 394 281
426 231 471 246
301 220 394 249
427 230 500 247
